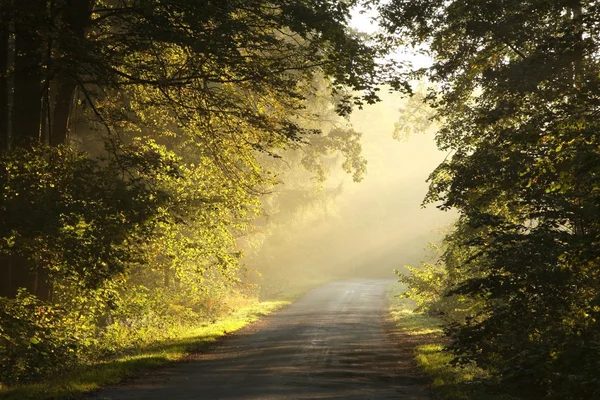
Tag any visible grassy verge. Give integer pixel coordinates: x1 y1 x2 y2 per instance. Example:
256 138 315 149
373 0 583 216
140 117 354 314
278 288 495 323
0 299 289 400
387 282 519 400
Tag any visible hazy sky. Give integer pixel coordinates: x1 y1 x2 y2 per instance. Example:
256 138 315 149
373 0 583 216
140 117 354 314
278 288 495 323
322 10 454 275
349 5 433 69
339 92 456 275
249 11 456 285
252 93 457 281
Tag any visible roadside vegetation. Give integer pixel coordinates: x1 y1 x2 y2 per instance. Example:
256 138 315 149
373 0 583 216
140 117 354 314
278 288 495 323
4 1 600 399
0 0 396 395
389 282 520 400
383 1 600 399
0 299 288 400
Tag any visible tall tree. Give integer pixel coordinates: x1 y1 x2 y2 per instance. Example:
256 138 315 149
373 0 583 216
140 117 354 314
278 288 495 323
381 0 600 397
50 0 95 146
0 0 386 296
0 0 9 150
11 0 45 148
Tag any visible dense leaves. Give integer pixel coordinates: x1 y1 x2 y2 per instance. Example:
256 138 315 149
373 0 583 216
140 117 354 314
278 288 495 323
0 145 174 289
0 290 82 384
383 0 600 398
0 0 388 386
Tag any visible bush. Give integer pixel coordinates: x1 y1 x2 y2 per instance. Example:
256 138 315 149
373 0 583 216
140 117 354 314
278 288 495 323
0 290 82 384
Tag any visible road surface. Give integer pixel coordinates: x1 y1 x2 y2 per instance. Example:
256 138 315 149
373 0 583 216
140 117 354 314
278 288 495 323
89 279 431 399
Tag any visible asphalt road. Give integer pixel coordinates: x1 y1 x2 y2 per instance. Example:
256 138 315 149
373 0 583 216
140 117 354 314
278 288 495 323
90 279 431 400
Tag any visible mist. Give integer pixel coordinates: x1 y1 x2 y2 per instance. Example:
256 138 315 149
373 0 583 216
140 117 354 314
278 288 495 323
247 91 457 292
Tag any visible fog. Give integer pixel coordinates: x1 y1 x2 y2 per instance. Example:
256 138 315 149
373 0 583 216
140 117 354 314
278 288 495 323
334 95 456 276
246 91 457 293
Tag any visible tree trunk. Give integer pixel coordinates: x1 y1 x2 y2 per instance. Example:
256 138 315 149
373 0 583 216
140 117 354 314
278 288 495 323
40 88 49 144
50 0 95 146
11 0 45 148
572 3 583 84
0 0 10 150
0 256 50 299
50 77 76 146
571 2 585 237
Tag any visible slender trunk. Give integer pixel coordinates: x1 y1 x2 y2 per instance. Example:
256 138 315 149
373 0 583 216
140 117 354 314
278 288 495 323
0 256 12 297
0 2 13 298
40 32 52 145
11 0 45 148
40 88 48 144
0 0 10 150
50 77 76 145
50 0 94 146
572 3 583 84
31 269 51 299
571 2 585 237
3 1 52 300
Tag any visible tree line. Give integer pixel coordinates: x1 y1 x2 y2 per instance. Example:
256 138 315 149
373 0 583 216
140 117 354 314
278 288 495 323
0 0 391 384
3 0 599 398
385 1 600 399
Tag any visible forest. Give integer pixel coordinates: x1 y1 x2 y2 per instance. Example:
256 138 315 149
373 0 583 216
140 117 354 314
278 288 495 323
1 1 600 399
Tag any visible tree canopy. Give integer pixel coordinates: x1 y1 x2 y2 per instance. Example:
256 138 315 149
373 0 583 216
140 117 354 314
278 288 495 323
0 0 390 385
382 0 600 398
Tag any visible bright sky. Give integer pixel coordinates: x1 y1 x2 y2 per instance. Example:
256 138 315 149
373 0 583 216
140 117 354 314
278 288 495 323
349 6 433 69
349 6 379 35
318 6 455 273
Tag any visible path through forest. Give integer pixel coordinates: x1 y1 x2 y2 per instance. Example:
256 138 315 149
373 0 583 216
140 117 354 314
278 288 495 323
88 279 431 399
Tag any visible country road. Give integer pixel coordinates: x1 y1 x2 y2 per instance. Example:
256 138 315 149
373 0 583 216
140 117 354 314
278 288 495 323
89 279 431 400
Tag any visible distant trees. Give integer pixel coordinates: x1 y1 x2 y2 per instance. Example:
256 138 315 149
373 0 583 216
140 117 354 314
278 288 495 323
382 1 600 398
242 72 367 291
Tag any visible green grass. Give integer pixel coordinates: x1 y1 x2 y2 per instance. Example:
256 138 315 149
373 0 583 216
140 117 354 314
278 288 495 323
0 300 289 400
387 282 520 400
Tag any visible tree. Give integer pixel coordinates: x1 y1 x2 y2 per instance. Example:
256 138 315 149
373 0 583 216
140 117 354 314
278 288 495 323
381 1 600 397
0 0 389 384
0 0 386 296
240 71 367 293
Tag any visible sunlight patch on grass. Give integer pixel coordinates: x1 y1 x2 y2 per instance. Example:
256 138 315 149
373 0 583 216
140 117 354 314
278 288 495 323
387 281 520 400
391 308 443 336
0 299 290 400
387 283 443 337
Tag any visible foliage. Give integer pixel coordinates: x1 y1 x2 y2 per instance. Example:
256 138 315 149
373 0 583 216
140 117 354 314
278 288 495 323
382 0 600 398
0 290 82 384
241 72 369 294
393 83 438 141
397 260 448 312
0 298 289 400
0 0 390 387
0 144 173 288
388 282 520 400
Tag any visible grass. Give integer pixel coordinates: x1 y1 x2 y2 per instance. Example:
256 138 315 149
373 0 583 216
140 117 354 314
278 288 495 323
387 282 520 400
0 299 289 400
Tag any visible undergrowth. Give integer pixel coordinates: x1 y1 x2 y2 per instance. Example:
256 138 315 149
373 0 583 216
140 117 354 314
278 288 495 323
0 299 288 400
387 282 521 400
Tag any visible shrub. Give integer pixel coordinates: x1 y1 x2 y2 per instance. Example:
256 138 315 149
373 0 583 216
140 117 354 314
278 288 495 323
0 290 81 384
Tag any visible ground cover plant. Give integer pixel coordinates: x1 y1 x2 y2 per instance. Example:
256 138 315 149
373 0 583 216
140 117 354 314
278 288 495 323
0 298 288 400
